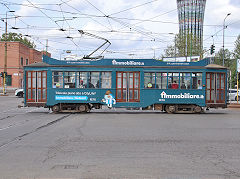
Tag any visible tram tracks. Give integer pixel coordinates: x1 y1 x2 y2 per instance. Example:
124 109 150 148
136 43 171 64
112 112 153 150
0 108 46 131
0 113 72 150
0 108 41 121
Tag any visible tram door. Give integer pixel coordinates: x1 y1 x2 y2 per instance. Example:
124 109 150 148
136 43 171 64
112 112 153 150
26 71 47 103
206 72 226 104
116 72 140 102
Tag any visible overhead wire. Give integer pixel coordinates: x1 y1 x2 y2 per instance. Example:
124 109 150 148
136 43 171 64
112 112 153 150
1 0 237 58
60 0 112 31
109 0 160 16
25 0 81 55
110 17 165 42
0 1 223 27
0 2 76 55
0 2 168 55
83 0 113 31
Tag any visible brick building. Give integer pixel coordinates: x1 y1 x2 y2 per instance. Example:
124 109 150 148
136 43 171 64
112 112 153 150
0 41 50 89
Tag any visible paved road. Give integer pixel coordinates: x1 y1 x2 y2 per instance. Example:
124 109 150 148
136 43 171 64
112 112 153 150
0 96 240 179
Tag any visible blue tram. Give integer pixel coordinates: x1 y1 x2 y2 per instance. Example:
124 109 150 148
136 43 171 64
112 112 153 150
24 56 228 113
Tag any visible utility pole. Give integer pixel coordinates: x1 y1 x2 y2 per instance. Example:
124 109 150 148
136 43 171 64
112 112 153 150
174 35 176 62
2 10 14 95
222 13 231 66
3 11 8 94
46 39 48 54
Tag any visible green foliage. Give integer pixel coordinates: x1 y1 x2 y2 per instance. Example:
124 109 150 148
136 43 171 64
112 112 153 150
163 33 204 58
234 35 240 88
234 35 240 59
214 48 236 88
163 45 175 57
214 48 232 66
0 32 36 49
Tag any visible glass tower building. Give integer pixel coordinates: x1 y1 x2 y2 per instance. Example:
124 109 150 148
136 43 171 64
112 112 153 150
177 0 206 56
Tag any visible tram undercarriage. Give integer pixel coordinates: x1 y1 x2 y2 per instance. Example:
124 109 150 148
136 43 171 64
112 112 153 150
48 103 207 114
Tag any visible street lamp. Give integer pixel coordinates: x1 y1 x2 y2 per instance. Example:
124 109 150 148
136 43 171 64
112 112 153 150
222 13 231 66
2 10 15 94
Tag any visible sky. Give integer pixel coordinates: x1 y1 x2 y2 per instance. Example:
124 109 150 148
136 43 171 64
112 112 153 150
0 0 239 60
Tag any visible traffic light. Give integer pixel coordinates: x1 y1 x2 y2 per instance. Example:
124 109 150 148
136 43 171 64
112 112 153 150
0 72 7 77
210 45 215 55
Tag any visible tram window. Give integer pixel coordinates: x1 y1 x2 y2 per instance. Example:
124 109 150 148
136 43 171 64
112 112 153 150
168 73 179 89
32 72 36 88
28 72 32 88
192 73 202 89
180 73 191 89
77 72 87 88
156 73 167 89
64 72 75 88
220 74 225 89
52 72 63 88
89 72 100 88
42 72 46 88
37 72 42 88
134 72 139 88
144 72 155 88
101 72 111 88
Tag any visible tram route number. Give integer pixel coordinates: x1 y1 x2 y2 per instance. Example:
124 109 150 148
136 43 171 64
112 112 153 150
90 98 96 101
159 99 165 102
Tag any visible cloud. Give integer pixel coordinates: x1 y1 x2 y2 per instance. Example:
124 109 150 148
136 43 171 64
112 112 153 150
2 0 240 59
229 0 240 7
16 0 38 17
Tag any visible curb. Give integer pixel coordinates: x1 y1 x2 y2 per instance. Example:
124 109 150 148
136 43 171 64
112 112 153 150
0 94 9 96
228 104 240 108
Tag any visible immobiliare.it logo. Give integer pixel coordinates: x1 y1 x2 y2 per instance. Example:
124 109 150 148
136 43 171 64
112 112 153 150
160 91 204 99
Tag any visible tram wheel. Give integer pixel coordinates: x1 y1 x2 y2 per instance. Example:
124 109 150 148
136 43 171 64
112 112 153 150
52 105 60 113
78 104 86 112
194 106 202 113
165 105 176 114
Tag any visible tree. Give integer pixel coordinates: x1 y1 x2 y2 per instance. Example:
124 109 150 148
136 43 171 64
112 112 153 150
163 45 175 57
163 33 205 58
233 35 240 88
234 35 240 59
215 48 236 88
0 32 36 49
214 48 232 66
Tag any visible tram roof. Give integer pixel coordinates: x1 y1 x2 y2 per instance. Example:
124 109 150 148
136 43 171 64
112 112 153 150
25 56 226 69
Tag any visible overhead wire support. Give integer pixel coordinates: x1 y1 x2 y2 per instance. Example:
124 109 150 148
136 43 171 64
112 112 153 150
78 30 111 59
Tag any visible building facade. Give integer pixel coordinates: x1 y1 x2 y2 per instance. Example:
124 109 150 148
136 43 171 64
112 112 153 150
0 41 48 90
177 0 206 56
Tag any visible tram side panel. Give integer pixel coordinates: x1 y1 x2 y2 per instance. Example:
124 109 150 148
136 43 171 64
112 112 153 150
24 66 228 112
46 69 116 109
141 89 206 108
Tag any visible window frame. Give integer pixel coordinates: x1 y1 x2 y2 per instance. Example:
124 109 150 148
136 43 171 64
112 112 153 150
144 72 203 90
52 71 112 89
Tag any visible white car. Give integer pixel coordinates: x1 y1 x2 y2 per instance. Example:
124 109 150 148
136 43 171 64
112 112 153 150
228 89 240 101
15 89 24 98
